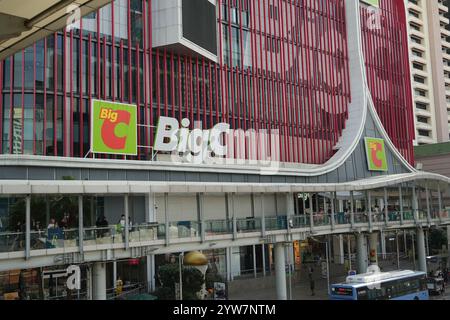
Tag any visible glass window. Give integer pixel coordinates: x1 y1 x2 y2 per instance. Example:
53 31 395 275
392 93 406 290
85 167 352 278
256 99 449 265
46 95 54 155
24 47 34 90
46 35 55 91
13 52 23 90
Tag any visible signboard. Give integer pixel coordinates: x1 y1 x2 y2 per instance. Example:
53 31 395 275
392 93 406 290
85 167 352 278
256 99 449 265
364 137 388 172
91 99 137 156
360 0 379 7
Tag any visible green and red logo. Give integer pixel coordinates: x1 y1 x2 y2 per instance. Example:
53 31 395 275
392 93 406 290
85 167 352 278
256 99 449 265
91 100 137 155
365 137 388 172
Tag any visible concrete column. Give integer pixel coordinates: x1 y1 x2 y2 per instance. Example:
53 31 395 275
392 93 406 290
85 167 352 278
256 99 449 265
261 194 266 237
412 186 419 222
356 233 368 274
384 188 389 224
333 235 345 265
416 228 427 273
262 243 266 277
368 233 378 265
145 193 156 292
350 191 355 227
381 230 387 259
330 193 336 229
438 185 443 222
347 235 352 271
146 255 155 292
309 193 314 231
447 226 450 268
274 243 287 300
425 184 431 223
253 245 257 278
164 193 169 245
399 186 404 225
25 195 31 259
113 261 117 288
226 247 232 282
198 193 205 242
92 262 107 300
145 193 156 222
78 195 84 255
124 194 129 249
368 191 373 230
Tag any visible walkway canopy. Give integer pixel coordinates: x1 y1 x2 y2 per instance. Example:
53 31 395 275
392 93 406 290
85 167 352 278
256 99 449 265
0 0 111 60
0 172 448 195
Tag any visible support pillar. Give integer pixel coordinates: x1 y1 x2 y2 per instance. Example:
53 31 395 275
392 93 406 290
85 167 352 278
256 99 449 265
368 233 378 265
447 226 450 268
333 235 345 265
416 228 427 273
356 233 368 274
274 243 287 300
412 186 419 222
146 255 155 292
381 230 387 259
78 195 84 255
124 194 129 249
25 195 31 260
92 262 107 300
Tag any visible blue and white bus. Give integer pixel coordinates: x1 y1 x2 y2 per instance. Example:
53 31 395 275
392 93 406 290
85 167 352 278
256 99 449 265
330 270 429 300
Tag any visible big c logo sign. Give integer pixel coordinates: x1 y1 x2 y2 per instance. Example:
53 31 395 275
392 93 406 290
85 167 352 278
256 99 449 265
364 137 388 172
91 100 137 155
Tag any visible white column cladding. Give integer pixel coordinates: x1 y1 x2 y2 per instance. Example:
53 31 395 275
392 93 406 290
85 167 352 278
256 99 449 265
416 228 427 273
145 193 156 222
124 194 129 249
412 186 419 222
356 233 368 274
93 262 107 300
333 235 345 265
145 193 156 292
447 226 450 268
368 233 378 265
25 195 31 260
381 230 387 259
286 193 295 217
113 261 117 289
274 243 287 300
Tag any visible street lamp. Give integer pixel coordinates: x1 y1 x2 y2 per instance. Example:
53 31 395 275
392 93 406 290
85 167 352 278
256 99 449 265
179 252 184 300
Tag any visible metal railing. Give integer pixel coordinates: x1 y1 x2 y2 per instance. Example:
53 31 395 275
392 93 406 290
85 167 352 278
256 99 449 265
1 210 450 256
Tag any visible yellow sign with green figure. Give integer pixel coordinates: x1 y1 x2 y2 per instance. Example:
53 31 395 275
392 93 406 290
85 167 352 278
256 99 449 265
364 137 388 172
91 99 137 156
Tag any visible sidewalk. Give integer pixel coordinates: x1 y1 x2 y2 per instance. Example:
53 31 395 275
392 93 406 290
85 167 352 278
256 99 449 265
229 258 415 300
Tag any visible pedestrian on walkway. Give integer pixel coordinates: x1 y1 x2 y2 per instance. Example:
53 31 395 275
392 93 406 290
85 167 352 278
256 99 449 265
308 267 315 296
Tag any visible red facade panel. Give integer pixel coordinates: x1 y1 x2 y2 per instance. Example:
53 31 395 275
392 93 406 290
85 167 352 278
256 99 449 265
0 0 413 166
361 0 415 165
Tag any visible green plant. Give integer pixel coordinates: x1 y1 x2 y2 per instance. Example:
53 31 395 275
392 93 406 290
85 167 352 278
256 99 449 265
155 263 204 300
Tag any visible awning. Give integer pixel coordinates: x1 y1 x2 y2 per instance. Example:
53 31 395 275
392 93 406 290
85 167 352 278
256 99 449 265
0 172 448 195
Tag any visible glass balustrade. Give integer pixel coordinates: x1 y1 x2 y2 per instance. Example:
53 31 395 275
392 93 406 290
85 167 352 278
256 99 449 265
168 221 200 239
291 215 310 229
265 216 287 231
204 219 232 235
236 218 261 232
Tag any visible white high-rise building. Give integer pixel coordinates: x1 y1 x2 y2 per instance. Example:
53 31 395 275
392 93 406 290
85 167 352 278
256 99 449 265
407 0 450 144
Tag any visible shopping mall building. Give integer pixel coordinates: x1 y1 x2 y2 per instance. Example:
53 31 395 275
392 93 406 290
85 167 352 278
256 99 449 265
0 0 449 300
